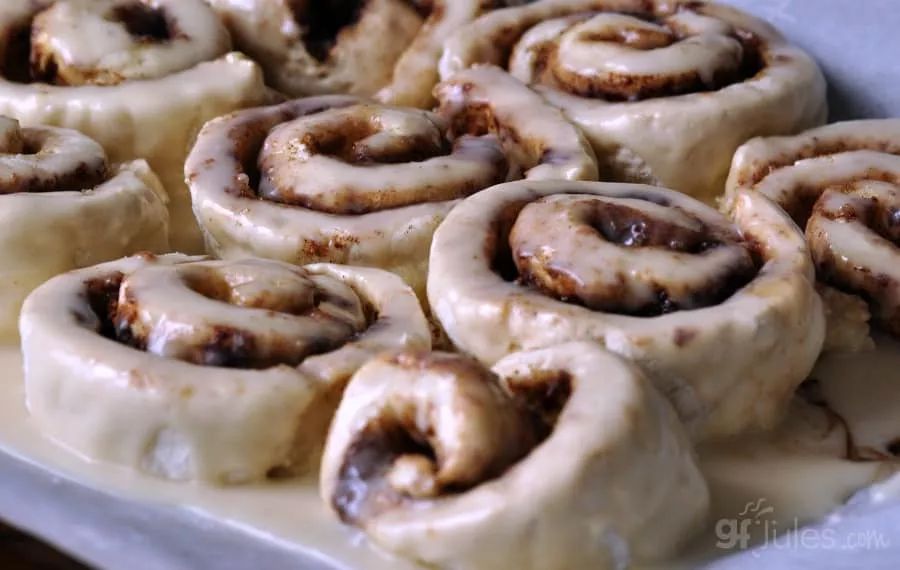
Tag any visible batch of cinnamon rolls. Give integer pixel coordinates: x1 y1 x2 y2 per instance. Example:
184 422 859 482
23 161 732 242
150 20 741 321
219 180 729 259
3 0 898 568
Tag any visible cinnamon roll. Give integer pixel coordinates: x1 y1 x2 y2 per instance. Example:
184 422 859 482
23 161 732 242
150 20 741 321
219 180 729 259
427 180 824 440
19 254 430 483
0 0 271 253
205 0 509 107
185 65 598 307
0 116 168 341
723 120 900 352
441 0 827 203
321 342 709 569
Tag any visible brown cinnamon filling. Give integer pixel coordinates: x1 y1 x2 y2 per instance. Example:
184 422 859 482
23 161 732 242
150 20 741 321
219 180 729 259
293 0 435 63
528 9 764 102
503 193 758 316
83 272 126 341
812 184 900 245
588 201 722 252
0 25 33 84
780 173 900 228
292 0 367 62
332 421 439 524
254 103 509 214
803 181 900 336
332 352 544 525
505 369 573 438
2 2 179 85
81 269 363 370
489 199 529 282
296 117 452 166
108 3 177 43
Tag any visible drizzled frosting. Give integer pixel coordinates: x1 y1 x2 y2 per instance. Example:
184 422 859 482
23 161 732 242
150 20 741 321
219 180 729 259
185 66 597 319
440 0 827 202
206 0 504 108
0 0 270 253
0 116 168 340
20 254 430 483
723 119 900 351
428 180 824 440
321 342 709 569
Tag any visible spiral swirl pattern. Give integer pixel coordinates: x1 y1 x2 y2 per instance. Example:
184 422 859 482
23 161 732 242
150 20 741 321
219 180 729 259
427 180 824 440
320 343 709 569
0 116 106 193
510 193 755 314
113 259 367 368
30 0 229 86
723 119 900 350
205 0 506 107
19 254 430 483
0 0 270 253
185 65 598 310
440 0 827 202
0 116 168 340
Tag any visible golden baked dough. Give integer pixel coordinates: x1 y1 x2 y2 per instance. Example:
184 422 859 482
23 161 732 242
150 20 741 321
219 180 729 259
185 66 597 308
723 119 900 351
19 254 430 483
205 0 506 107
0 116 168 341
320 342 709 569
441 0 827 203
427 180 824 441
0 0 271 253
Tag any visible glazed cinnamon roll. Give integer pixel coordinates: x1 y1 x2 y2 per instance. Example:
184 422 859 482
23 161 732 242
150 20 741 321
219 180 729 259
0 0 271 253
186 65 598 307
441 0 827 203
321 342 709 569
0 116 168 341
19 254 430 483
723 120 900 352
428 180 824 440
205 0 509 107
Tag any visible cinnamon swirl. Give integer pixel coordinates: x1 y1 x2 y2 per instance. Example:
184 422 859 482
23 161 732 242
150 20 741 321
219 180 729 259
428 180 824 440
0 0 271 253
185 66 598 309
723 119 900 352
205 0 509 108
320 342 709 569
0 116 168 341
19 254 430 483
441 0 827 203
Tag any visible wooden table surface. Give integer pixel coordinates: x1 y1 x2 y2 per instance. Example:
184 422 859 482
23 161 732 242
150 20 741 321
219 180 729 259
0 520 90 569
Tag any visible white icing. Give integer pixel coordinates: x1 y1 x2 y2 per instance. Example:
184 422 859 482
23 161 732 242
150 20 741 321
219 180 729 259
186 68 597 304
207 0 495 108
0 0 271 253
723 119 900 347
427 180 824 441
552 13 742 82
441 0 828 203
19 255 431 483
31 0 230 85
0 336 896 568
0 118 169 341
320 343 708 569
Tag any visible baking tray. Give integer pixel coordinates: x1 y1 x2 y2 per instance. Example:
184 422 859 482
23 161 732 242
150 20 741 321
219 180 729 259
2 1 900 569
